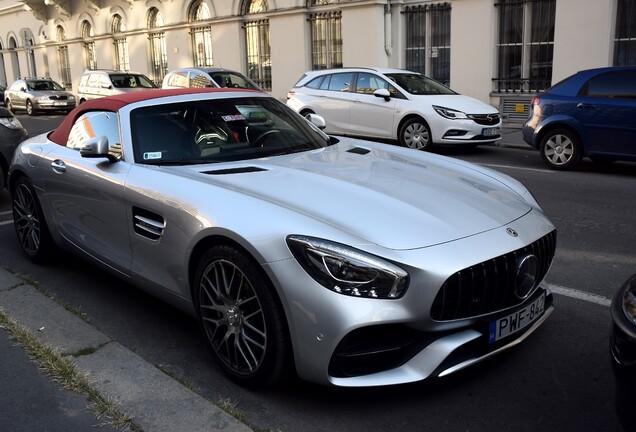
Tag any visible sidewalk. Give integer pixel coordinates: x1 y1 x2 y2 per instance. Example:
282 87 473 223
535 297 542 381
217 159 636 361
497 123 532 150
0 269 252 432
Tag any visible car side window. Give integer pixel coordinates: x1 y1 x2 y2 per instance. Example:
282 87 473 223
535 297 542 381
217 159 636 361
67 111 122 159
167 71 188 88
189 71 215 88
354 73 400 97
87 74 100 88
305 76 324 89
581 70 636 99
319 75 331 90
327 73 353 92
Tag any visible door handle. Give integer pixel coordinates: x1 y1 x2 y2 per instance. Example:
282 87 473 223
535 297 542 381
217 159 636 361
576 103 595 110
51 159 66 174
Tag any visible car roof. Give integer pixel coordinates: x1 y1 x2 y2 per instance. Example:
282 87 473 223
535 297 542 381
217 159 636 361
168 67 240 74
49 87 262 146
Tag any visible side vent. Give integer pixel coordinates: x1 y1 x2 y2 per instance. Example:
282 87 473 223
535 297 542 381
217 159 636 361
347 147 371 155
202 167 267 175
133 207 165 240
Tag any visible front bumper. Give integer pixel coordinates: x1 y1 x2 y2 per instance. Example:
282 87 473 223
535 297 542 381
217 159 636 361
267 209 556 386
433 118 502 145
33 100 76 111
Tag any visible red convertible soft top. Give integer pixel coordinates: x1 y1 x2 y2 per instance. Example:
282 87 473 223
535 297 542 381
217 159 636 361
49 87 262 146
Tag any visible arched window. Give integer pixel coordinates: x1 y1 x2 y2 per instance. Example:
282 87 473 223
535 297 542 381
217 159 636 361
243 0 271 90
81 20 97 70
8 36 20 82
56 26 72 88
112 14 130 71
148 7 168 84
189 0 213 67
307 0 342 70
0 41 7 86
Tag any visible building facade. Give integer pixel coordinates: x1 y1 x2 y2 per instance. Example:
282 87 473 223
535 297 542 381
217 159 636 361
0 0 633 121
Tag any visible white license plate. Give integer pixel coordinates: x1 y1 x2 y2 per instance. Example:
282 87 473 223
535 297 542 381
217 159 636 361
53 102 66 106
483 127 500 137
488 292 545 343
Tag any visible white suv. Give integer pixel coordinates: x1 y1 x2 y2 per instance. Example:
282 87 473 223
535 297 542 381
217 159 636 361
286 67 501 150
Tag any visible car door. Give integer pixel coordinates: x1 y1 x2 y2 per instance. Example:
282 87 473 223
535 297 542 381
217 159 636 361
315 72 354 134
348 72 399 138
39 111 133 273
574 69 636 156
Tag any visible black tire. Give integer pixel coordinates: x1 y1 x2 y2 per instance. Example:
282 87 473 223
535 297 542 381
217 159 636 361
399 117 433 150
26 100 35 116
193 245 291 387
11 177 55 263
539 128 582 170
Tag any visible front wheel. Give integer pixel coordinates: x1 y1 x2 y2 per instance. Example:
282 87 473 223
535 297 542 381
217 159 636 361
194 245 291 387
26 100 35 116
11 177 55 263
399 118 433 150
540 128 582 170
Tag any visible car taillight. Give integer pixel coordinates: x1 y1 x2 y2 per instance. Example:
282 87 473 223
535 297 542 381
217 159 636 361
286 91 295 100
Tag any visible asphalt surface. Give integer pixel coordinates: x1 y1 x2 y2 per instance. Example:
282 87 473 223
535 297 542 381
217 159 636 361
0 126 531 432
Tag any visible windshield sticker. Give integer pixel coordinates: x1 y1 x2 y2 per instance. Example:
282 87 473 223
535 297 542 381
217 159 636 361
143 152 163 160
222 114 245 122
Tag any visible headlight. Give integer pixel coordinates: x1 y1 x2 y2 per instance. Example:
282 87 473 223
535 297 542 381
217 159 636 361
0 117 23 130
68 95 75 101
287 235 409 299
622 278 636 325
433 105 468 120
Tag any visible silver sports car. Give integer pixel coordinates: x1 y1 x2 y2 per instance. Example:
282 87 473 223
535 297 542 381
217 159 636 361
9 88 556 387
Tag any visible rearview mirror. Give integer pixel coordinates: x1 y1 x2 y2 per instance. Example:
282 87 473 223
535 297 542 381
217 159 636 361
305 113 326 130
374 88 391 101
80 136 119 163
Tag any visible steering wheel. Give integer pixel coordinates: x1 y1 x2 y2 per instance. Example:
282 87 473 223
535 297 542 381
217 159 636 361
251 129 281 147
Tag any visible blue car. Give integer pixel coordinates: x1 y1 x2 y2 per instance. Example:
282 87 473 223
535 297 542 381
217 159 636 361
523 66 636 170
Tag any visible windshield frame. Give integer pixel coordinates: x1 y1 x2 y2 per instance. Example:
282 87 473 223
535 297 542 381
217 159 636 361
129 95 329 165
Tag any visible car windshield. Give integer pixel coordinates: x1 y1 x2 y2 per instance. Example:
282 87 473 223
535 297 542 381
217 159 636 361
27 80 64 91
131 96 329 165
209 72 260 90
384 73 456 96
111 74 157 89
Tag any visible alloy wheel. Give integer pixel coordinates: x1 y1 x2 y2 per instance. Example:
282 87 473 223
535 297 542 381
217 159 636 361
543 133 574 166
13 182 41 256
198 259 267 376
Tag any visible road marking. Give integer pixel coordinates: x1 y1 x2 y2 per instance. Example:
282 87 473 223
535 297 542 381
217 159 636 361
479 163 555 173
0 211 12 216
546 282 611 307
0 220 14 226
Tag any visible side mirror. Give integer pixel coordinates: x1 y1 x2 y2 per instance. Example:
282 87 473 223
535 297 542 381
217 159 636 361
374 88 391 101
305 113 326 130
80 136 118 163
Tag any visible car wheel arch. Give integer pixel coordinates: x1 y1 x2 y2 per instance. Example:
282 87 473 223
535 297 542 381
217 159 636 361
537 123 585 154
397 114 433 149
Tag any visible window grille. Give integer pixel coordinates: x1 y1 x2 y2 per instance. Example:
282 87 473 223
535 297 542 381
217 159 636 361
308 11 342 70
244 20 271 90
614 0 636 65
81 21 97 70
403 3 451 86
190 1 214 67
56 26 71 88
494 0 555 93
112 14 130 71
148 8 168 85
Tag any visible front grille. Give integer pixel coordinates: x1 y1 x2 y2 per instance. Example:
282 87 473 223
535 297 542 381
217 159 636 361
49 95 68 101
468 113 500 126
431 230 557 321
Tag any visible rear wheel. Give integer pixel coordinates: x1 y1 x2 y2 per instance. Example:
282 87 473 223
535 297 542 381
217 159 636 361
11 177 54 263
399 117 432 150
193 245 291 387
540 128 582 170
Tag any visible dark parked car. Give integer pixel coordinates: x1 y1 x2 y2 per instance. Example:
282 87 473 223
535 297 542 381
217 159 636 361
523 66 636 170
610 273 636 432
0 106 27 188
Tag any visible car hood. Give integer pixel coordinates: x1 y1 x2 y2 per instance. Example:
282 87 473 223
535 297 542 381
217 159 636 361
31 90 74 98
170 142 531 250
413 94 498 114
